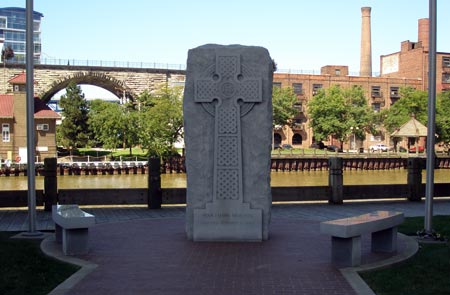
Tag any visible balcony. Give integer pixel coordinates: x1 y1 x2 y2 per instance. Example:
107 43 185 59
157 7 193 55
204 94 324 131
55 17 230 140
292 123 304 131
371 95 384 104
293 103 303 113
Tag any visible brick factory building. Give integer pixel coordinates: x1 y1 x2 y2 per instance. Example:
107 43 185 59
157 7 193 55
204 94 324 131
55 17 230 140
380 18 450 93
273 16 449 151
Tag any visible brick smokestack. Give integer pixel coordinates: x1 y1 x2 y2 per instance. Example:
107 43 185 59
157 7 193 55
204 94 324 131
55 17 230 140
360 7 372 77
418 18 429 52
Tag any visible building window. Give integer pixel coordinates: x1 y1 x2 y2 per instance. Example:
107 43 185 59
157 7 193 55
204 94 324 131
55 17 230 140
371 86 381 98
2 123 10 142
443 73 450 83
274 133 282 145
391 98 399 105
36 123 49 131
292 83 303 95
292 133 302 145
443 57 450 67
370 135 382 142
390 87 400 98
312 84 323 96
0 17 6 29
273 82 282 88
372 103 381 113
335 69 341 76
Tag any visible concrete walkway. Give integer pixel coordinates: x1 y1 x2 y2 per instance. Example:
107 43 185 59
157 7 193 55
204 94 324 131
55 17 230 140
2 199 450 232
2 199 449 294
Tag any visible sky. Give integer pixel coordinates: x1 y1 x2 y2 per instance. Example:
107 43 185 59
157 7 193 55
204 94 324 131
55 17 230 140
3 0 450 98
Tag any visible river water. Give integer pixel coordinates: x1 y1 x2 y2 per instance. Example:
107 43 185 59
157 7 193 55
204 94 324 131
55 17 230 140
1 170 450 190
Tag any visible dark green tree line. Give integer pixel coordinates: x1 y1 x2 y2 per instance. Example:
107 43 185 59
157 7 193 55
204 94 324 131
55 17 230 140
57 82 90 149
87 83 183 157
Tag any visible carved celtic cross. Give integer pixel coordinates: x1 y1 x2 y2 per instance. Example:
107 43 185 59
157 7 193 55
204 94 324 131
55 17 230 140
194 54 262 202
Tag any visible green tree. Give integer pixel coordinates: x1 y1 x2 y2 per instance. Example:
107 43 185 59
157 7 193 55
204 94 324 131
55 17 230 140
381 87 428 133
272 86 298 128
344 85 376 140
436 91 450 144
57 82 90 149
89 99 140 155
136 84 183 157
307 85 373 147
1 45 14 62
2 45 14 93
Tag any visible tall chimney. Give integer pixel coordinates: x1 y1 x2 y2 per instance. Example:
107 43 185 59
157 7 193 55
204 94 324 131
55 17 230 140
418 18 429 51
360 7 372 77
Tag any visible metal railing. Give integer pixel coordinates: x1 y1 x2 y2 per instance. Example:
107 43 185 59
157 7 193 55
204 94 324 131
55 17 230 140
1 57 382 76
2 57 188 71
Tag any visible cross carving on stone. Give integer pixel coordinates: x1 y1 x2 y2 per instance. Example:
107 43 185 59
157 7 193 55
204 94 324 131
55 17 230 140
194 54 262 202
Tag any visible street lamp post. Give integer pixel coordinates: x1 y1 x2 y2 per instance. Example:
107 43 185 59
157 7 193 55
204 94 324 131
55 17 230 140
350 126 359 152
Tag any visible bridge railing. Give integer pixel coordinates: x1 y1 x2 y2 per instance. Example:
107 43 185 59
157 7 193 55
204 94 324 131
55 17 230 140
41 58 188 70
2 58 380 76
4 58 188 71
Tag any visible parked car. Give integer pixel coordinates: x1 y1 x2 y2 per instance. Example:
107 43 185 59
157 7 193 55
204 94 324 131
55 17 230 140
326 145 342 152
57 146 70 157
369 144 388 152
310 141 325 149
409 146 425 153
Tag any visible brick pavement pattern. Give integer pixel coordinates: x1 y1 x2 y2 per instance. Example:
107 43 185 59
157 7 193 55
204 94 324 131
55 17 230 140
67 218 359 295
1 200 449 294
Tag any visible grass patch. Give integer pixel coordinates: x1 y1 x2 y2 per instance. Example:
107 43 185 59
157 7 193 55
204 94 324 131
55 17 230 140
361 215 450 295
397 215 450 238
0 232 80 295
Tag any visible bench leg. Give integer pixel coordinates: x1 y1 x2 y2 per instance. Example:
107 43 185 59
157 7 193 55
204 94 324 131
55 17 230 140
55 224 62 244
331 236 361 267
62 228 90 255
372 227 397 253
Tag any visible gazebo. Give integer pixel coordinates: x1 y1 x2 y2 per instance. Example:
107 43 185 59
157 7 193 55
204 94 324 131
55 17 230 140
390 115 428 153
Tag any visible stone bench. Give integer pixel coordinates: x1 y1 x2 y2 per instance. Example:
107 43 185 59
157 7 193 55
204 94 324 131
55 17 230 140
52 204 96 255
320 211 404 267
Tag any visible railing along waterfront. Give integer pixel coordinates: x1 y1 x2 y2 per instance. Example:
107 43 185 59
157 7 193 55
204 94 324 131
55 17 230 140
1 156 450 209
2 155 450 176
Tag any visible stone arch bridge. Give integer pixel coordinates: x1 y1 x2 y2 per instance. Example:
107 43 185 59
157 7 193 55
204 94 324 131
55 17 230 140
1 63 186 102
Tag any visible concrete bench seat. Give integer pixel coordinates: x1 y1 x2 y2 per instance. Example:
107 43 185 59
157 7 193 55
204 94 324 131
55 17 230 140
320 210 404 267
52 204 95 255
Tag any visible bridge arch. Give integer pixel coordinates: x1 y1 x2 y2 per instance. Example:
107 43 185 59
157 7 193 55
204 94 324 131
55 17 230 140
39 71 136 102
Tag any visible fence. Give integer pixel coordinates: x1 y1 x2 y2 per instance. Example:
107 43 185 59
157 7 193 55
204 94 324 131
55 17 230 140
2 156 450 177
1 157 449 209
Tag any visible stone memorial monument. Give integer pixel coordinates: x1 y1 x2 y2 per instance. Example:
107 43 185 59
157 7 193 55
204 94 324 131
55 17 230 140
183 44 273 241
